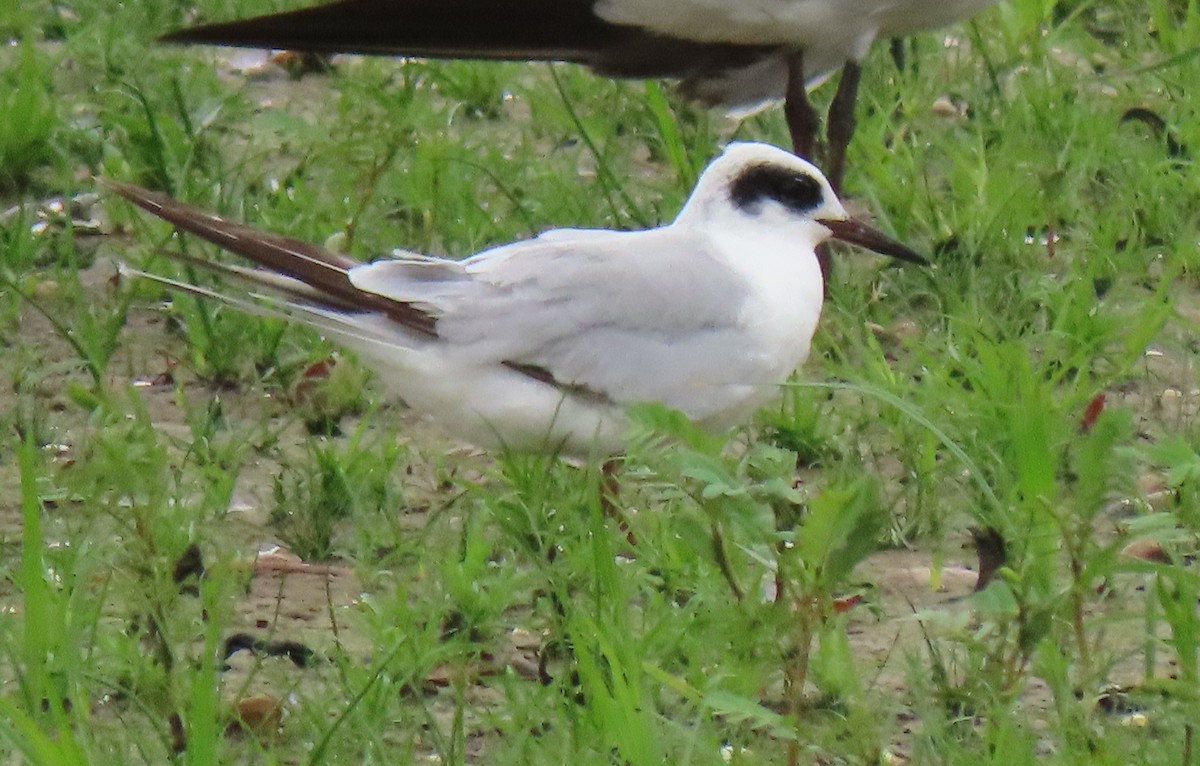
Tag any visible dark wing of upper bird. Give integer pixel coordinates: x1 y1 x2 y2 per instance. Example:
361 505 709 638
161 0 778 99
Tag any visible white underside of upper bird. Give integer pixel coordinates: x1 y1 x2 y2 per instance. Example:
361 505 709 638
596 0 1000 103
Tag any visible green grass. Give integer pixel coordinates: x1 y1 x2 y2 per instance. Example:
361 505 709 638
2 0 1200 762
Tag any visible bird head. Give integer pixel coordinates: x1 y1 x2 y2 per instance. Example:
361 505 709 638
677 142 927 266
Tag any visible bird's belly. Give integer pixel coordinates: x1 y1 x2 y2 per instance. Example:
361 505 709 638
598 0 865 46
877 0 1000 36
681 303 821 431
367 354 629 459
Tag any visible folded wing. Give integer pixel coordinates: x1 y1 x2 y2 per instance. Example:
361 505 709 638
350 228 766 421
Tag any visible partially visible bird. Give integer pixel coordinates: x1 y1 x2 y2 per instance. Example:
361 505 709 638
161 0 1000 192
107 142 924 458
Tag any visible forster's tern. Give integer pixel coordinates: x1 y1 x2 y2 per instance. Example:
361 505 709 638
107 143 924 457
162 0 998 189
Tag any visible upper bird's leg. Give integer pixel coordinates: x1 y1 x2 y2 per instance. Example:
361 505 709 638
784 51 820 161
889 37 907 73
785 51 833 287
824 59 862 196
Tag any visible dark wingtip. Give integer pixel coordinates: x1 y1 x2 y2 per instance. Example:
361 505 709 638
97 177 172 218
153 5 344 50
94 176 126 194
156 20 281 49
157 28 197 45
101 176 441 337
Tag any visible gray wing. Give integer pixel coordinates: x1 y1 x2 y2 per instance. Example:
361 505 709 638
349 227 760 419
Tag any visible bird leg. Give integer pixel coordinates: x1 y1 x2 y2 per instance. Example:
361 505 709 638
783 52 820 161
824 59 862 196
600 457 637 546
709 520 744 601
889 37 907 74
785 52 834 287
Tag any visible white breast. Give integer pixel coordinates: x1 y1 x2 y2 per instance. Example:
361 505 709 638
694 225 826 428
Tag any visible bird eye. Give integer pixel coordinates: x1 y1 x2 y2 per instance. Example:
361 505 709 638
729 164 824 214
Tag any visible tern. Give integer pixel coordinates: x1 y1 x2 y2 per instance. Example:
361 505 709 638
107 143 924 458
161 0 999 192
